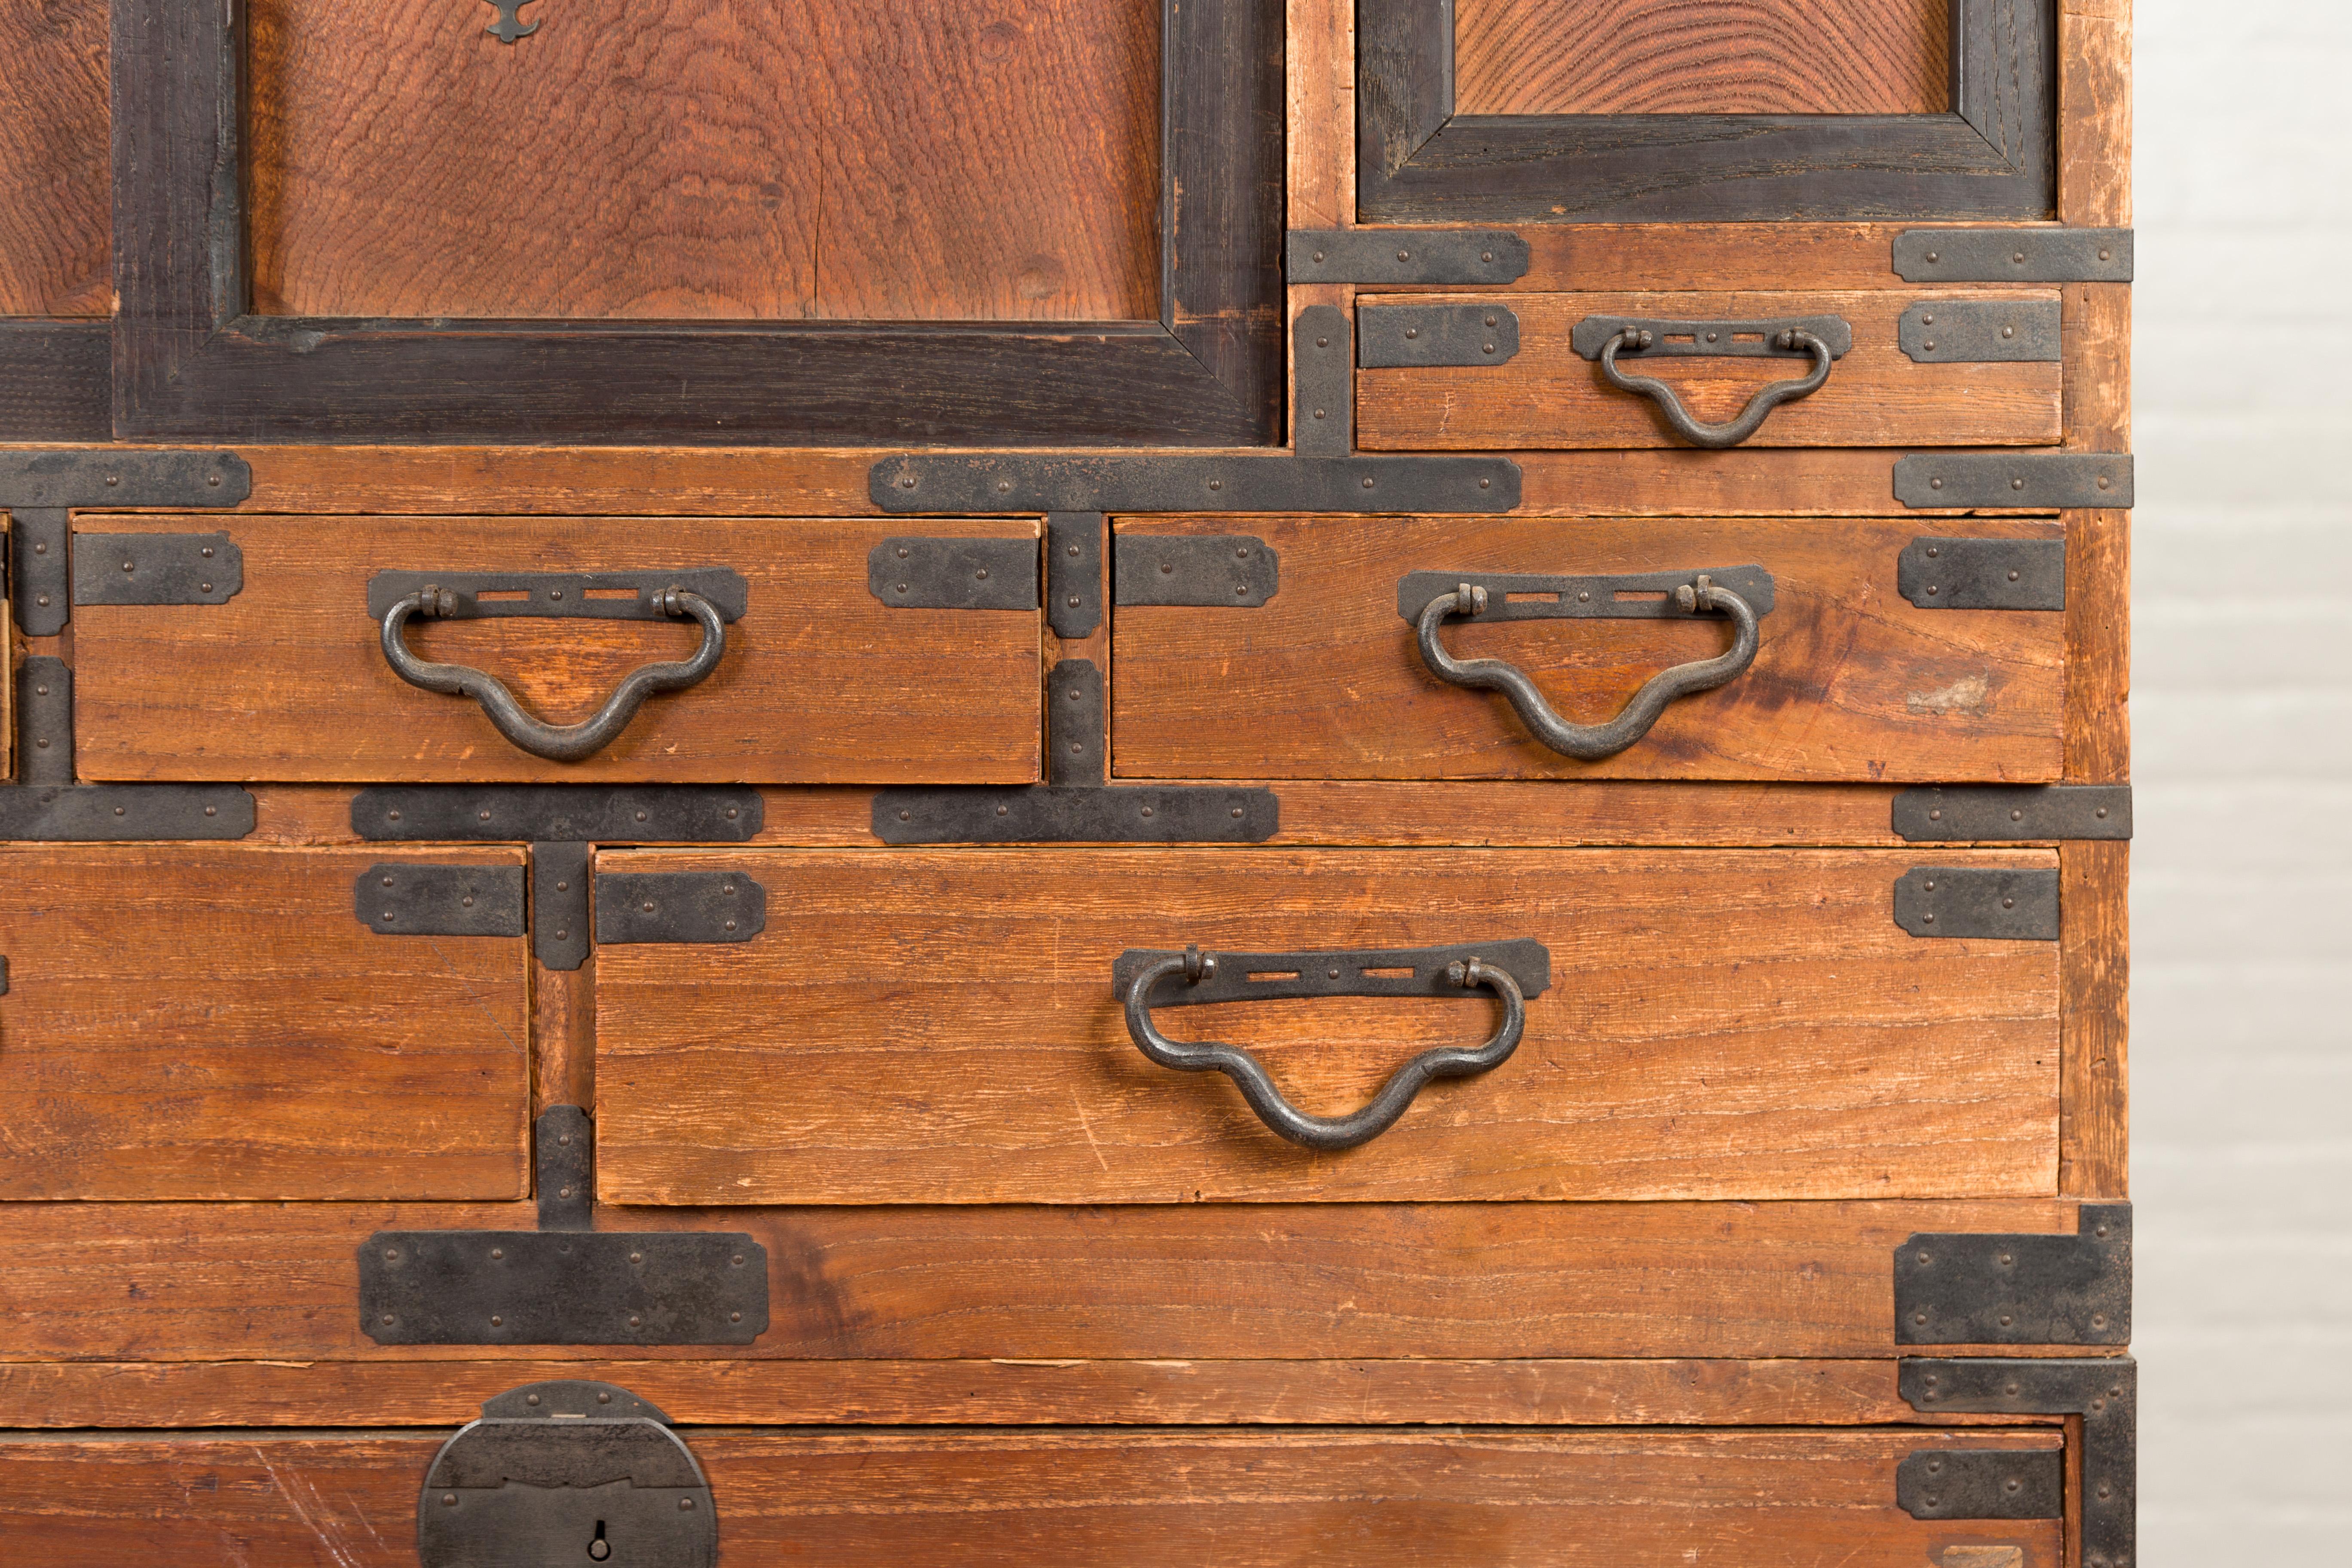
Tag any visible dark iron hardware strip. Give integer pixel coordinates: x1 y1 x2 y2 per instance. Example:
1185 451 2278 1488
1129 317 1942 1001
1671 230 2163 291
1894 785 2132 842
1902 1358 2136 1568
1357 304 1520 367
1898 300 2062 363
1896 1449 2064 1521
71 532 242 606
355 863 528 938
1114 535 1279 607
1897 1204 2131 1345
1046 513 1106 637
1893 867 2061 940
0 659 254 841
1899 536 2066 609
867 538 1040 610
1286 228 1531 285
1893 227 2133 283
1896 453 2133 509
3 450 251 636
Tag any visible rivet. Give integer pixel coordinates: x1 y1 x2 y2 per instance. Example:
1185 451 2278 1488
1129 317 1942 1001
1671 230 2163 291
2092 1313 2107 1328
1705 331 1718 342
680 1498 695 1510
1923 340 1936 351
630 1252 643 1264
1914 1311 1928 1324
1069 741 1083 753
1929 808 1942 820
2006 1479 2021 1492
208 474 222 487
31 541 43 553
1235 584 1248 596
556 881 570 893
898 809 911 821
527 1393 541 1405
1209 478 1223 491
490 1315 503 1327
1315 337 1329 349
205 805 217 816
383 876 395 887
1483 342 1495 353
1362 477 1375 489
1921 315 1934 326
997 804 1010 816
997 481 1011 494
1312 250 1326 262
730 1310 743 1322
597 1392 612 1404
2012 477 2025 490
732 1254 746 1265
554 929 568 940
2097 1482 2112 1498
726 806 739 819
1923 912 1935 923
1230 807 1243 818
2003 897 2015 909
1140 806 1154 818
443 1493 457 1506
389 810 402 821
1485 315 1498 328
1159 561 1173 574
2000 1314 2014 1326
2014 251 2026 263
2003 325 2015 338
1067 543 1081 557
2099 248 2112 261
976 567 989 579
1577 591 1589 603
1405 327 1419 339
381 910 393 920
1926 250 1940 262
2008 570 2020 581
559 1187 573 1199
202 546 215 557
123 559 135 571
1927 585 1939 595
629 1314 642 1327
1926 547 1940 558
1479 478 1491 488
1396 249 1410 261
1481 251 1494 262
1327 967 1340 979
724 919 737 931
2000 1252 2013 1265
200 582 212 592
1236 547 1250 559
34 595 47 606
642 901 655 913
113 805 125 816
635 808 649 822
723 883 735 894
2095 807 2108 820
900 477 916 489
34 738 47 748
384 1314 398 1326
1930 478 1944 490
1314 408 1325 419
897 583 908 593
897 547 911 559
548 589 562 600
479 809 491 821
2097 475 2112 490
105 474 118 486
2011 808 2024 821
461 894 474 906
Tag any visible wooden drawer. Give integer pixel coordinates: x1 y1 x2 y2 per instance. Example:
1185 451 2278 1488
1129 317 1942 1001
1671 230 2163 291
67 516 1042 784
1356 291 2062 450
0 845 527 1200
593 847 2057 1205
0 1424 2065 1565
1113 515 2062 782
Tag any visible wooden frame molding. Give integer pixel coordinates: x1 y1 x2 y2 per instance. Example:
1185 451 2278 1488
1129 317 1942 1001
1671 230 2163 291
0 322 110 441
110 0 1283 446
1357 0 2055 223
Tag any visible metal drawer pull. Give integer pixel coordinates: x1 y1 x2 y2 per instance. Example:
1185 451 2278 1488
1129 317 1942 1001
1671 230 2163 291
1574 315 1850 449
1412 573 1764 760
1116 940 1548 1151
379 585 728 762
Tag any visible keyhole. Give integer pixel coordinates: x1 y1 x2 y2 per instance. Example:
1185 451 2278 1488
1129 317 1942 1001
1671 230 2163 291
588 1519 611 1560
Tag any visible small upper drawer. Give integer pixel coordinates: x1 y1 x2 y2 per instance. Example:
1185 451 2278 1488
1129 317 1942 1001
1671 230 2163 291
66 515 1042 784
1113 515 2062 783
1355 291 2061 450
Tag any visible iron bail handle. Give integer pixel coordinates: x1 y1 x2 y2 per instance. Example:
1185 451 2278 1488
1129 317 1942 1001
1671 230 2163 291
1599 327 1837 448
380 586 727 763
1415 576 1762 760
1119 943 1536 1151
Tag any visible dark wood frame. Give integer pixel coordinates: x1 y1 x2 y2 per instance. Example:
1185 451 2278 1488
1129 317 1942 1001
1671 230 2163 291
110 0 1282 446
1358 0 2053 224
0 322 110 442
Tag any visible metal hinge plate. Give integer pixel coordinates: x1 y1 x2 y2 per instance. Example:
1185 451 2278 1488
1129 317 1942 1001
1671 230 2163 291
365 569 749 622
1113 941 1551 1007
1894 785 2132 842
1903 1358 2136 1568
595 871 765 945
1893 867 2060 940
1896 1449 2064 1521
357 864 528 938
1893 227 2133 283
1898 1204 2131 1344
1896 453 2133 509
867 537 1039 610
1357 304 1520 367
1287 228 1531 285
1395 565 1776 622
1114 535 1279 607
1898 536 2065 609
1899 300 2061 363
72 532 243 606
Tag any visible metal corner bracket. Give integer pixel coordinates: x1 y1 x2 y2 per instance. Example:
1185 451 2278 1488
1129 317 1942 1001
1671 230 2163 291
1 659 254 840
1897 1203 2131 1345
5 450 252 637
1902 1357 2136 1568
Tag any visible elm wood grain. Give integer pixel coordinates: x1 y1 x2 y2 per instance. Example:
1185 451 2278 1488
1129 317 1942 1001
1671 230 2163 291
0 845 528 1201
594 847 2060 1205
247 0 1158 323
2059 0 2132 227
1356 291 2064 451
532 957 594 1118
0 1357 2050 1430
1455 0 1950 117
2059 840 2127 1199
0 0 109 317
1112 515 2064 783
1287 0 1355 228
0 1197 2093 1362
67 515 1041 784
2063 284 2130 456
0 1428 2063 1568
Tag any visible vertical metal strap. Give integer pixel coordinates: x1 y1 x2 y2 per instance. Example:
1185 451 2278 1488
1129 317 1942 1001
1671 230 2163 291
15 657 72 786
532 842 592 972
535 1105 594 1232
1047 659 1107 787
1046 512 1105 638
9 508 70 637
1293 305 1353 456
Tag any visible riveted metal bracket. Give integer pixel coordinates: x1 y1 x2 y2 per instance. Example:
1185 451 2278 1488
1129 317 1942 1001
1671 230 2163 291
1 659 254 839
357 863 528 938
1047 513 1105 638
867 537 1038 610
1896 1449 2064 1521
872 308 1520 514
1570 315 1853 360
596 871 765 945
873 658 1278 844
361 1107 768 1348
1902 1358 2136 1568
1115 535 1279 607
351 785 762 843
71 533 242 606
9 510 68 635
366 569 748 623
417 1378 715 1568
1287 228 1531 285
1894 785 2132 842
1899 537 2065 609
531 842 592 972
1899 300 2062 363
1898 1204 2131 1345
1893 867 2060 940
1114 940 1552 1007
1396 565 1776 622
1896 453 2132 509
3 451 250 635
1358 304 1520 367
1893 228 2133 283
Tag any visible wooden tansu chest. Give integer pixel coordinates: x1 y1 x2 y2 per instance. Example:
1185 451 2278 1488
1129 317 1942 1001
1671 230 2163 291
0 2 2132 1562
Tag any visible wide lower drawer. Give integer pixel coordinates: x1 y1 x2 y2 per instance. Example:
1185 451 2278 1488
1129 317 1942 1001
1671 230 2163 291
0 845 529 1200
66 516 1042 783
1355 290 2062 450
0 1424 2066 1566
1112 514 2062 782
593 846 2059 1204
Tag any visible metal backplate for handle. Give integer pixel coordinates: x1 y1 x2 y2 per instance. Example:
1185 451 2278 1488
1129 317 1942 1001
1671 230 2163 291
366 569 749 622
1570 315 1854 360
1396 566 1776 623
1117 941 1550 1151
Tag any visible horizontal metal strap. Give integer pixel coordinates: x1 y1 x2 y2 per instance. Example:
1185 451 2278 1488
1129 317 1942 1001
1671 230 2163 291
1895 453 2132 509
1115 535 1278 607
360 1229 769 1346
873 453 1521 515
0 449 252 508
356 863 527 937
1893 867 2059 940
868 536 1040 610
1899 300 2061 363
73 532 243 606
1893 785 2130 841
1893 227 2132 282
1114 940 1552 1005
1286 228 1530 285
873 785 1279 845
1357 304 1520 368
1396 565 1775 622
595 870 765 944
1898 536 2065 609
352 785 763 843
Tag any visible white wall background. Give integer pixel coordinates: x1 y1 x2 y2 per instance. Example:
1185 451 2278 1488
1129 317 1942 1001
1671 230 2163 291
2132 2 2352 1556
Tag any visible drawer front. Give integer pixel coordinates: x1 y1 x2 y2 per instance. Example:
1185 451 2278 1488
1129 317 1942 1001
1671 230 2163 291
0 1425 2063 1566
68 516 1042 784
1113 515 2062 782
1356 292 2062 450
594 847 2058 1205
0 845 527 1200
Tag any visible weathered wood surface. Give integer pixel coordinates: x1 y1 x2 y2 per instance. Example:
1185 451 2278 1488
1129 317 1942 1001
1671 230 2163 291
1357 292 2064 450
0 0 108 316
0 1197 2094 1362
1455 0 1950 116
2060 0 2132 227
246 0 1159 322
0 1427 2063 1566
1112 515 2064 782
0 846 527 1200
69 516 1040 783
1287 0 1354 227
595 847 2059 1204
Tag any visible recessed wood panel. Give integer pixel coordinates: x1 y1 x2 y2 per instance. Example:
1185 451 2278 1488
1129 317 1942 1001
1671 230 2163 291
0 1428 2062 1567
0 0 109 315
0 846 528 1200
1455 0 1952 116
595 847 2060 1205
1354 292 2063 450
69 516 1041 784
1112 515 2064 783
246 0 1160 321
